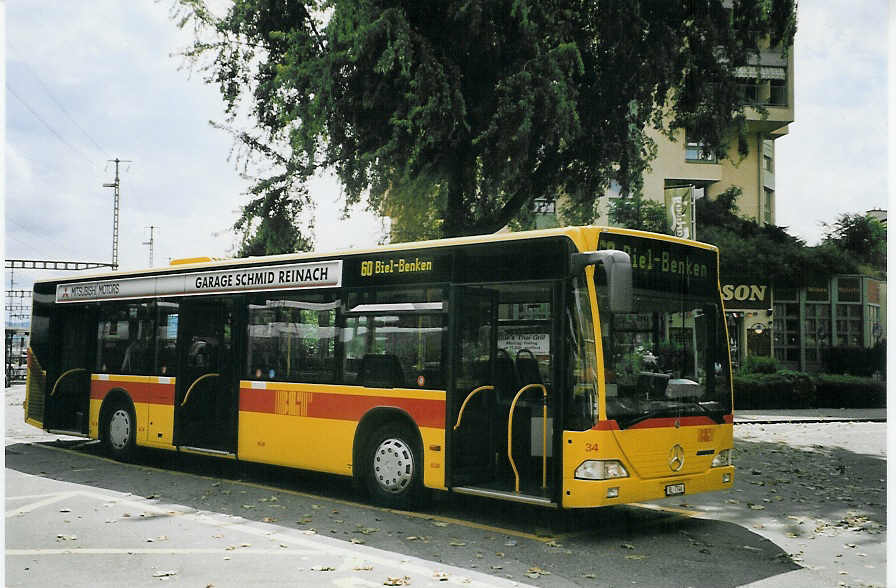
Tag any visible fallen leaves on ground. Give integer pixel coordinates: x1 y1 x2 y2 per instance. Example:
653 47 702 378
526 566 551 578
383 575 411 585
152 570 177 577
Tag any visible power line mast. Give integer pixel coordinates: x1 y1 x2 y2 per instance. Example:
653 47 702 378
143 225 156 267
102 157 132 271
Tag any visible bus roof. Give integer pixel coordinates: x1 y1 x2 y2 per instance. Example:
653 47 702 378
34 225 717 285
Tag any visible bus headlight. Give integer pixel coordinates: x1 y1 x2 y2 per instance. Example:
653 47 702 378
575 460 629 480
711 449 733 467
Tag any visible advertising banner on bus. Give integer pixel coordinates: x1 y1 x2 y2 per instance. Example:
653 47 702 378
56 260 343 303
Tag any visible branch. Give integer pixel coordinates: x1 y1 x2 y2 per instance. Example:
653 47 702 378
470 153 562 234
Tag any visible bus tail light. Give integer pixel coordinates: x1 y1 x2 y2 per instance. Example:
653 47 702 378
712 449 733 468
575 460 629 480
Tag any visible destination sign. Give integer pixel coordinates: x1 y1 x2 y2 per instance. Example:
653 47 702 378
597 232 717 296
56 260 342 303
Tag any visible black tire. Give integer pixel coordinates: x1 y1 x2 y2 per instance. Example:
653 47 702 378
363 423 424 509
102 400 137 461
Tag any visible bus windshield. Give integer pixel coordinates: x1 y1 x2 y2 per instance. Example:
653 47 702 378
595 235 732 429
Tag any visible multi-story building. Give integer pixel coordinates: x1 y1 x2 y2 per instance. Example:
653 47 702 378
593 40 797 369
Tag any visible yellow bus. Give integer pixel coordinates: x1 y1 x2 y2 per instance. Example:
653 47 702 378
25 226 734 509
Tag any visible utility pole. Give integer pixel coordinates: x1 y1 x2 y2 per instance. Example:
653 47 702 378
143 225 156 267
102 157 132 271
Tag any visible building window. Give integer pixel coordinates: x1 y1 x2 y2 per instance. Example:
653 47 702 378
763 188 774 224
773 302 800 363
803 303 830 364
835 304 863 347
735 66 788 107
685 141 717 163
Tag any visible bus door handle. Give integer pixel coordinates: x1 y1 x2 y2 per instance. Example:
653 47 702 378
452 385 495 430
507 383 549 493
50 368 89 397
180 373 219 407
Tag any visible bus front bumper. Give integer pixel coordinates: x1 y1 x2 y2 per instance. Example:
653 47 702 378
562 465 735 509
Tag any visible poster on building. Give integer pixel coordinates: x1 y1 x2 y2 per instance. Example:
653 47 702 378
665 186 694 240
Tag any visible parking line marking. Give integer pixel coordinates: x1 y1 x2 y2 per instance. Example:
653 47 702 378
5 492 77 518
6 492 77 501
6 548 316 556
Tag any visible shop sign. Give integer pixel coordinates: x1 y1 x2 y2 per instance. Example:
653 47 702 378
837 277 861 302
721 283 770 309
867 279 880 304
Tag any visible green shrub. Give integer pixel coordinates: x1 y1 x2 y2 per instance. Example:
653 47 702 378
814 374 886 408
734 371 885 409
821 346 882 377
733 372 798 409
742 355 778 374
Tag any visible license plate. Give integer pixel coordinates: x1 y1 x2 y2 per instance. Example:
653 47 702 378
665 483 685 496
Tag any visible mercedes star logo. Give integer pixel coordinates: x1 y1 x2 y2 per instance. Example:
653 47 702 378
668 444 685 472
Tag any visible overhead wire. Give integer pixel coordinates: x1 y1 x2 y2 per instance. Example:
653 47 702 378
6 82 98 168
7 40 110 159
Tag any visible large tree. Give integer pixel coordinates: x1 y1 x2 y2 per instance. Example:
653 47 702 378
173 0 796 253
821 212 887 278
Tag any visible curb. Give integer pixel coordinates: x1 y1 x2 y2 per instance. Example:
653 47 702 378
735 418 886 425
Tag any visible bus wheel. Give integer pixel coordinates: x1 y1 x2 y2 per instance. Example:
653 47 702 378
103 400 136 461
364 424 423 509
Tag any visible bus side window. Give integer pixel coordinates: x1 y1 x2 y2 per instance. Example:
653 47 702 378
97 302 154 375
246 295 338 384
155 303 179 376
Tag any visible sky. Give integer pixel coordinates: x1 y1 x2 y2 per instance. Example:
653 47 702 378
2 1 891 308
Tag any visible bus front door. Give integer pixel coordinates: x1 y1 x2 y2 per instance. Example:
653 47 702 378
173 299 237 454
449 286 498 487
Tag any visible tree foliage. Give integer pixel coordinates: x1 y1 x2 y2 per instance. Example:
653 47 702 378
608 194 669 235
173 0 796 251
696 189 868 287
821 213 886 277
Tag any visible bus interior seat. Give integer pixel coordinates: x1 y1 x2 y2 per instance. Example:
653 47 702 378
358 354 404 388
515 349 542 386
494 348 518 403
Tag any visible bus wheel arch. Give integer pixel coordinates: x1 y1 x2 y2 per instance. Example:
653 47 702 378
353 407 425 508
99 389 137 461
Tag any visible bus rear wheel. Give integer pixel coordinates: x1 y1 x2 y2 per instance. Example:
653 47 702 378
103 400 136 461
364 423 423 509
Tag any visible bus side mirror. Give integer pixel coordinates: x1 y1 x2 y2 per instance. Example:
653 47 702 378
570 250 632 314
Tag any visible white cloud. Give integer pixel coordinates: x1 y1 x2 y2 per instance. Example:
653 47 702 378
774 0 888 244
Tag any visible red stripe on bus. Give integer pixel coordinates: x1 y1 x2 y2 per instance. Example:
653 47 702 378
627 416 719 429
723 414 733 424
239 388 446 429
593 420 620 430
90 379 175 405
238 388 276 413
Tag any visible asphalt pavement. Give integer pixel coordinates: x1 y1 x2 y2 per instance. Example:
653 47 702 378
734 409 887 424
5 384 888 587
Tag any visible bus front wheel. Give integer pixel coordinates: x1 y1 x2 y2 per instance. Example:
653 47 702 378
103 400 136 461
364 423 423 509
